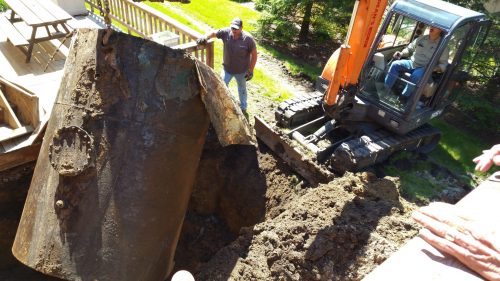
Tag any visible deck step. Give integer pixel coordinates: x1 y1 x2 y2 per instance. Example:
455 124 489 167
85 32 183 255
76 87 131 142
0 125 33 142
0 16 29 46
0 88 22 129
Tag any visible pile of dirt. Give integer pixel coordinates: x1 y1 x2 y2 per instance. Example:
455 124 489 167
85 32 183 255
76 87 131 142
167 130 425 280
190 169 419 280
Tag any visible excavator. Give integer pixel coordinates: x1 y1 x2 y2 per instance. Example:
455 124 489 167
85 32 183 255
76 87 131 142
255 0 490 184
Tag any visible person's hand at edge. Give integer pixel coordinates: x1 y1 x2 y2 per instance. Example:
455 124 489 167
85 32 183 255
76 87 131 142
473 144 500 173
412 202 500 281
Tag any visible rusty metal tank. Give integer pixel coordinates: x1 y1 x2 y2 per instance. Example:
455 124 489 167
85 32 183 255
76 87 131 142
12 28 252 281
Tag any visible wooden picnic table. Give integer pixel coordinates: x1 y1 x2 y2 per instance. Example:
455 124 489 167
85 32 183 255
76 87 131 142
2 0 72 62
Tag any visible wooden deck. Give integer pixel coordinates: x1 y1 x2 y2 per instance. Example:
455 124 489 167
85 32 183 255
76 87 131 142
0 1 213 171
0 13 104 119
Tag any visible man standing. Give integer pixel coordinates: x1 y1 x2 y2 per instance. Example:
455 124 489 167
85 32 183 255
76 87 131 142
197 18 257 114
384 26 448 98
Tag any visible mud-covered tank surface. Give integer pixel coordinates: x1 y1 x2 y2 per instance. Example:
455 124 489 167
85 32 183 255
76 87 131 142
0 163 61 281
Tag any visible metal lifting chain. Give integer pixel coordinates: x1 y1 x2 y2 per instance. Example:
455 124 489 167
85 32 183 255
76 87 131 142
43 30 76 72
99 0 112 29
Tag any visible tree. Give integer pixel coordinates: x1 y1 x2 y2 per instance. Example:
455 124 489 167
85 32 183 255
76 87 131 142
255 0 354 46
298 1 314 42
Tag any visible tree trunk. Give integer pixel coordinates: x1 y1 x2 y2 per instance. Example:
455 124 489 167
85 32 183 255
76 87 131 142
298 1 314 43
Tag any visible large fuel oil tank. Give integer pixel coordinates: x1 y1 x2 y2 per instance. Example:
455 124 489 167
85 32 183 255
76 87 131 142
12 28 252 281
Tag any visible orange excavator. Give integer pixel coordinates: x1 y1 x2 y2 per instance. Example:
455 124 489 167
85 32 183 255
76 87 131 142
255 0 490 184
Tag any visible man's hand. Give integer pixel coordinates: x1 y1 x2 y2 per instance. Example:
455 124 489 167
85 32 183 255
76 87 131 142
196 37 207 45
413 202 500 281
245 70 253 81
393 51 402 59
433 66 443 73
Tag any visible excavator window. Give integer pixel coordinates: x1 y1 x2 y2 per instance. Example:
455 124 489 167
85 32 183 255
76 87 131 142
362 16 490 116
439 22 490 103
361 14 428 112
377 15 417 50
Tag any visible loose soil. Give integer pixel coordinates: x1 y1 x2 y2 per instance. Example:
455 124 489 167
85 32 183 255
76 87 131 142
0 20 472 281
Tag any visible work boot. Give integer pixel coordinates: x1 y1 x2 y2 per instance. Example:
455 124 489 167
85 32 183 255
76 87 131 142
242 109 249 120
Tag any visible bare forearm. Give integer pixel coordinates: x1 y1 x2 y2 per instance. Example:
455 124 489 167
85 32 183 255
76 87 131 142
249 48 257 71
204 31 216 39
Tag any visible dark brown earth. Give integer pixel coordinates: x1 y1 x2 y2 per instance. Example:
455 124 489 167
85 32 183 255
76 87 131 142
170 127 470 281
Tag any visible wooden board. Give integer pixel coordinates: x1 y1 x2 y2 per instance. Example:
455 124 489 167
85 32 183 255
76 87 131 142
0 88 22 129
362 173 500 281
4 0 43 26
4 0 71 26
0 125 33 142
0 16 29 46
0 76 39 127
0 141 40 171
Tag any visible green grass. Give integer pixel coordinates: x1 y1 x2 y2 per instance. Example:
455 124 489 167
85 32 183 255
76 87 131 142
429 119 495 180
383 118 495 202
166 0 323 80
147 0 316 103
385 167 443 204
0 0 7 12
148 1 293 105
146 2 205 33
161 0 260 33
259 44 322 80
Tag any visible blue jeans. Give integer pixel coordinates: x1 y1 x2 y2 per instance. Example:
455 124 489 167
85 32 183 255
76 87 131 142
384 59 425 97
222 69 247 111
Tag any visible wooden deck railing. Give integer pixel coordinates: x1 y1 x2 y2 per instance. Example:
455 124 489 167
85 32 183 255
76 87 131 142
85 0 214 68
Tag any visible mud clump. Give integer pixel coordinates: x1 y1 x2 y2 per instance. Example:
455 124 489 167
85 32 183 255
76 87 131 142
193 172 419 281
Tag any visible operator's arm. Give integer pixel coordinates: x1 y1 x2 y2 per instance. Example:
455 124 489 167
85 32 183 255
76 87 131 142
401 37 418 57
394 37 418 59
435 46 450 72
204 30 216 40
245 39 257 81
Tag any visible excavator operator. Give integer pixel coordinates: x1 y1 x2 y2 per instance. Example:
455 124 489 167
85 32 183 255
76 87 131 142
384 26 449 101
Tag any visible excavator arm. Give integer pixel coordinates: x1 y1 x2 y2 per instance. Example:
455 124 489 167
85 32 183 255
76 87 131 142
322 0 388 108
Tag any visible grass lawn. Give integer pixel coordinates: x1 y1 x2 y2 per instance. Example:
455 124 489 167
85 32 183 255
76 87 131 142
147 0 312 103
430 119 496 179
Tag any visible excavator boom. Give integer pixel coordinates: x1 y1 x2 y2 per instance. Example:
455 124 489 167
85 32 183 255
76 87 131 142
323 0 388 106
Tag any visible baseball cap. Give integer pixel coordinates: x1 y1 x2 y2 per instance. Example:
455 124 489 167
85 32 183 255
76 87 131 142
230 18 242 30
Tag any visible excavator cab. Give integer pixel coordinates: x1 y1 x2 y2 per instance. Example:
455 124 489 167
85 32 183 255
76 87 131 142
358 0 491 135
